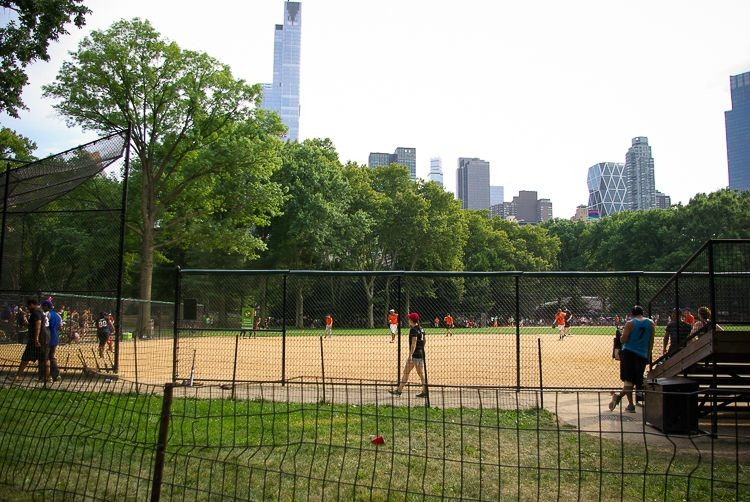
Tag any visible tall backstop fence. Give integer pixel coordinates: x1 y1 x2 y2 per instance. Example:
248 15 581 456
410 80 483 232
0 379 746 501
0 130 131 371
172 269 674 390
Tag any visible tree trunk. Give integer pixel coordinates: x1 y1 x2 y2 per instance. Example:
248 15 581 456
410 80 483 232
295 285 304 329
136 218 154 338
384 277 392 324
362 276 375 328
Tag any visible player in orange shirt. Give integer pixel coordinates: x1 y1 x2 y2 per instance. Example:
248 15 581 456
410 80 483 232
443 313 454 336
554 309 567 340
682 309 695 326
388 309 399 343
324 314 333 338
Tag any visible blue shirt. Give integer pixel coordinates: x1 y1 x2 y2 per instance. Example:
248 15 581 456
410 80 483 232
623 318 653 359
48 309 62 347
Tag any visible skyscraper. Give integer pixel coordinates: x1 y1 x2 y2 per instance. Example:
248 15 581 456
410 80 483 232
456 158 490 210
428 157 444 186
655 191 672 209
624 137 656 210
262 2 302 141
725 70 750 191
587 162 627 217
367 147 417 179
490 186 504 206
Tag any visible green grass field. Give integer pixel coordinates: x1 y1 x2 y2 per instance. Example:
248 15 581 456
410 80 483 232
0 385 744 500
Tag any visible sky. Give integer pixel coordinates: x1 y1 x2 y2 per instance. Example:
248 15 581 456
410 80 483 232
2 0 750 218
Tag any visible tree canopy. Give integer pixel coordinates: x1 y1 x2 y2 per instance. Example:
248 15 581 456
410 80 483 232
0 0 90 118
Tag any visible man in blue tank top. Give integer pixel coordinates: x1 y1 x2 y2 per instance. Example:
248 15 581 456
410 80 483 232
609 305 654 413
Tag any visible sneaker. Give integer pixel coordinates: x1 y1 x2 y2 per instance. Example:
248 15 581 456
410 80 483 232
53 376 62 383
416 392 429 398
608 392 622 411
625 404 636 413
388 389 402 396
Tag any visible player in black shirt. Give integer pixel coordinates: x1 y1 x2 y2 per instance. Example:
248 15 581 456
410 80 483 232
10 298 50 382
389 312 428 398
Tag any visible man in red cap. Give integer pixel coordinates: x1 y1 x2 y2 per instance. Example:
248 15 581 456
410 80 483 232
389 312 428 398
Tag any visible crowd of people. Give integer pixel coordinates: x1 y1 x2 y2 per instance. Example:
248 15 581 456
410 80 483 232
3 297 117 383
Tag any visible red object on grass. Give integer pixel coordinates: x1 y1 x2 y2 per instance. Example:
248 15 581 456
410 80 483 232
371 435 384 445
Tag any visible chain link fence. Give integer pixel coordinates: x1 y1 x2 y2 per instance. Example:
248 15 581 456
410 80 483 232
174 270 678 390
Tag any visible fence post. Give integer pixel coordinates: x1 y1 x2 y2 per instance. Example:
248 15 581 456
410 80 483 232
319 336 326 403
515 274 521 391
281 274 287 385
151 382 175 502
172 267 181 383
635 274 641 306
231 331 240 400
397 275 402 386
113 125 132 373
537 337 544 409
0 163 12 296
707 240 718 437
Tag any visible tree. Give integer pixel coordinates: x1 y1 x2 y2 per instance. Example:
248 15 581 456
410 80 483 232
262 139 356 327
0 0 90 117
0 126 36 161
43 18 285 336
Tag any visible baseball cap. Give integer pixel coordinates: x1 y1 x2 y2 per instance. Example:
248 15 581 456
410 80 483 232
389 309 395 313
41 300 53 308
407 312 420 322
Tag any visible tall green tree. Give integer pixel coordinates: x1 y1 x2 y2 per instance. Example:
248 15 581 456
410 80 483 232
0 0 90 117
263 139 356 327
0 126 36 161
43 18 285 335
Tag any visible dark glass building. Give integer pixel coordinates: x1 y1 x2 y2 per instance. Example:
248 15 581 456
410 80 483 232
726 71 750 191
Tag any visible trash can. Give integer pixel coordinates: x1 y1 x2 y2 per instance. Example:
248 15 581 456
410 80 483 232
644 377 699 434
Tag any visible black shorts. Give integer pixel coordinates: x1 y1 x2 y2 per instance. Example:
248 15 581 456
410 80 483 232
620 349 648 387
21 343 44 362
97 331 110 346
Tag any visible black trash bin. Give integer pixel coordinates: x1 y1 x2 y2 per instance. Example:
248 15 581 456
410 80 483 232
644 377 699 434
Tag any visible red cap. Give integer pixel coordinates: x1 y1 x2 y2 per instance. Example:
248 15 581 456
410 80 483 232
407 312 420 322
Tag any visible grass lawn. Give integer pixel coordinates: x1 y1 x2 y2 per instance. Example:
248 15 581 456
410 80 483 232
0 385 744 501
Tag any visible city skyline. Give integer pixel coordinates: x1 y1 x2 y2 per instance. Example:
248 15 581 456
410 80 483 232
2 1 749 218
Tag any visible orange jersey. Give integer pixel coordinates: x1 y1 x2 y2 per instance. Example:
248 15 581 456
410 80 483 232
444 315 453 326
388 313 398 325
555 312 566 326
684 313 695 325
325 315 333 326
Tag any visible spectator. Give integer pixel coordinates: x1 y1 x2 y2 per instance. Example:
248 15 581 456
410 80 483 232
42 300 62 382
663 309 692 356
689 306 723 339
682 308 695 326
609 305 654 413
11 298 50 382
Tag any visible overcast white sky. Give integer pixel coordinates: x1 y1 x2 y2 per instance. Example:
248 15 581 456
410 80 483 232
2 0 750 217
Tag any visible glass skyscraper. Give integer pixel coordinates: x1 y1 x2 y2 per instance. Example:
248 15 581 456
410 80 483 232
262 2 302 141
587 162 627 217
625 137 656 210
428 157 444 186
726 70 750 191
456 158 490 210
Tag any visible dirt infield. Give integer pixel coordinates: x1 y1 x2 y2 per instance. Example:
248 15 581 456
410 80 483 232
0 333 641 388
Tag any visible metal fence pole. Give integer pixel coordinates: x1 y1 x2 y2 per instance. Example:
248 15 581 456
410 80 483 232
281 274 287 385
708 240 718 437
397 275 402 385
113 125 132 373
515 274 521 391
0 163 12 288
231 331 240 400
537 337 544 409
172 267 181 383
151 382 175 502
319 336 326 403
635 274 641 306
